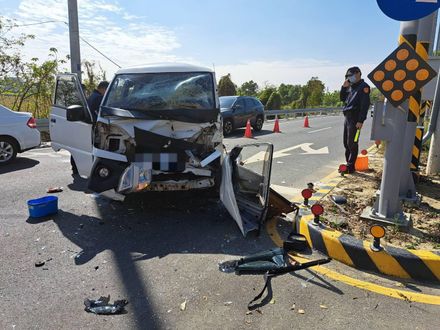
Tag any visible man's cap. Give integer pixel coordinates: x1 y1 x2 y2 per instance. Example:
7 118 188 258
346 66 361 75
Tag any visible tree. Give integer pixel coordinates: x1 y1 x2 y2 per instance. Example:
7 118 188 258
322 90 342 107
265 91 282 110
0 17 69 118
278 83 301 106
258 86 277 106
0 17 34 95
10 48 67 118
82 60 107 95
218 73 237 96
237 80 258 96
370 87 384 104
303 77 325 107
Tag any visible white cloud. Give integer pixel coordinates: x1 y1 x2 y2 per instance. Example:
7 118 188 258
4 1 375 90
215 59 377 91
5 0 184 78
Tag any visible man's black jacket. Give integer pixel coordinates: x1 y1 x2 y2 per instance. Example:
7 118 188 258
340 79 371 123
87 89 103 117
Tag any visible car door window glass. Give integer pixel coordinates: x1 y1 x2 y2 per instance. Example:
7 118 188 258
244 98 254 109
252 98 262 107
235 99 245 112
54 77 84 108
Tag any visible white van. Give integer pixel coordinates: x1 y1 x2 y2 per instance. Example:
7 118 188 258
50 63 275 236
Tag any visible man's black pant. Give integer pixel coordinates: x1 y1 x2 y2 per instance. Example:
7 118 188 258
343 113 359 171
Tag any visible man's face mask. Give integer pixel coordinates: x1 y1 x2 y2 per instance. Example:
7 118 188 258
347 74 357 84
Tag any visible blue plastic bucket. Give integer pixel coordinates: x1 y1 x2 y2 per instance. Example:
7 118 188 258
27 196 58 218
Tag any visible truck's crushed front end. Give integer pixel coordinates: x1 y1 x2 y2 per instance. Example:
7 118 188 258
87 66 223 196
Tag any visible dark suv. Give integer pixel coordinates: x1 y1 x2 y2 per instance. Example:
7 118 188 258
219 96 265 135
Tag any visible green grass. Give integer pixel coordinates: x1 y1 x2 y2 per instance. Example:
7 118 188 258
0 94 51 118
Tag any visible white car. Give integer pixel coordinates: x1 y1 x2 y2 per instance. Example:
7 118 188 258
0 105 41 164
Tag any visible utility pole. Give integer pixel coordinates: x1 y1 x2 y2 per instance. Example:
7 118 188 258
67 0 81 82
427 100 440 174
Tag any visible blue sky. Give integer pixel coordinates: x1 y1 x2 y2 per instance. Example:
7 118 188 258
1 0 406 89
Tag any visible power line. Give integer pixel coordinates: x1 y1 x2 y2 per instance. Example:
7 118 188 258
4 19 121 68
4 20 65 28
79 35 121 68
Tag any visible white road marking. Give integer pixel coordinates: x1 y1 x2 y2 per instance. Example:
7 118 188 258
244 143 329 164
307 127 332 134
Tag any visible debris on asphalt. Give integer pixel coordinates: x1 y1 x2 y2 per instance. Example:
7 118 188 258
330 195 347 205
47 187 63 193
245 311 252 315
94 266 99 270
35 261 45 267
224 301 233 306
320 304 328 309
290 303 296 310
84 296 128 315
298 309 305 314
269 298 276 304
180 300 187 311
219 246 330 309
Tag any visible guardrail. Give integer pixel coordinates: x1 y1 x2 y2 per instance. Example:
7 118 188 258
263 107 343 120
35 107 343 134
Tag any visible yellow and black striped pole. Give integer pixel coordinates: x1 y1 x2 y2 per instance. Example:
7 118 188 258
411 39 431 171
398 33 420 123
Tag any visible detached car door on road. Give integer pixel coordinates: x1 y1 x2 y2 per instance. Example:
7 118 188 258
221 143 274 236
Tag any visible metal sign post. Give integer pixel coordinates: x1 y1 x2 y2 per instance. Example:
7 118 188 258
362 18 437 228
399 13 436 201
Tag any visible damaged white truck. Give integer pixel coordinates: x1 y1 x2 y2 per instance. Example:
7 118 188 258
50 64 292 236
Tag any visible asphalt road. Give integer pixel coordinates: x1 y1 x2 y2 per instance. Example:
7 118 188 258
1 115 439 330
224 114 373 199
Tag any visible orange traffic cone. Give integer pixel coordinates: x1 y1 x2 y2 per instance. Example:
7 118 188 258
303 115 310 128
244 119 253 138
355 149 369 171
273 116 281 133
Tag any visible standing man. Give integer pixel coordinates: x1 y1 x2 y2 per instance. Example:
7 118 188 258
340 67 371 173
87 81 109 119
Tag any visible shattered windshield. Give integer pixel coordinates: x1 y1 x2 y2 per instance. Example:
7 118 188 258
104 72 215 111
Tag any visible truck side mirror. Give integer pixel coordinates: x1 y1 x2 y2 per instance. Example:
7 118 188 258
66 105 85 122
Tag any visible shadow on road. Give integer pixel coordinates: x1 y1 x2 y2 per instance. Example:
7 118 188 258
0 157 39 174
27 179 275 328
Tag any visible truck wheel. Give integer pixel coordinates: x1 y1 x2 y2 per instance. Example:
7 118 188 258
253 116 264 131
223 119 233 135
0 137 18 165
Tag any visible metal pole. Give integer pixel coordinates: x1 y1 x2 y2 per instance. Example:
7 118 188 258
427 101 440 174
423 77 440 143
377 101 409 221
397 19 423 200
429 11 438 55
67 0 81 82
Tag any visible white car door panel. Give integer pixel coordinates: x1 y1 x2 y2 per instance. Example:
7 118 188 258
50 74 94 178
220 143 273 236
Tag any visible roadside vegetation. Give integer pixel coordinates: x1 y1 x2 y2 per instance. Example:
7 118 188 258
1 15 383 118
0 17 105 118
217 73 384 110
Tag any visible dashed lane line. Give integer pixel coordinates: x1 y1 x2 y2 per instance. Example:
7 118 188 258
307 127 332 134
